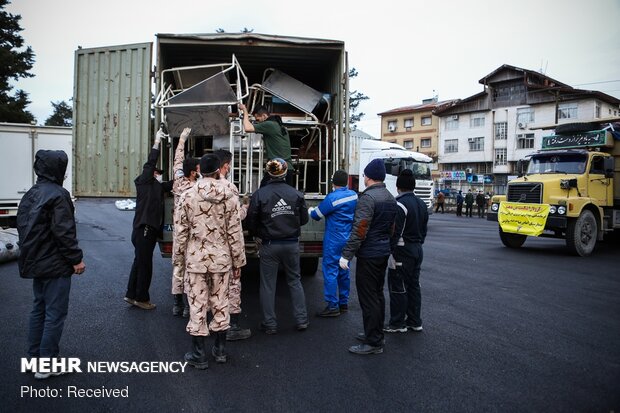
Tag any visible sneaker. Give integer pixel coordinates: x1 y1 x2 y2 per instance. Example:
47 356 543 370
407 325 423 332
123 297 136 306
296 322 309 331
355 333 367 342
339 304 348 313
348 343 383 355
259 323 277 335
316 306 340 318
34 371 67 380
134 300 156 310
383 324 407 333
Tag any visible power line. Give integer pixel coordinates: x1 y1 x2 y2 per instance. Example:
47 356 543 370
573 79 620 86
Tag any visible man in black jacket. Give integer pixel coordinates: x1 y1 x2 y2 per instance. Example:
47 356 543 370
17 150 85 379
246 158 309 334
340 158 397 355
125 128 172 310
384 169 428 334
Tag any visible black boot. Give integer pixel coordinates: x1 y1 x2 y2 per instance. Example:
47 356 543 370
212 331 228 363
172 294 183 317
226 313 252 341
184 336 208 369
182 294 189 318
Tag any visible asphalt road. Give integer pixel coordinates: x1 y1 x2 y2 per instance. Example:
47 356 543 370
1 199 618 412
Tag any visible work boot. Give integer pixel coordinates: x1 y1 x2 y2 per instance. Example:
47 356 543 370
212 331 228 363
172 294 183 317
184 336 209 370
182 294 190 318
226 313 252 341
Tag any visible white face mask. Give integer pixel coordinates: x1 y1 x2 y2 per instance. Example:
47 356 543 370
155 175 163 183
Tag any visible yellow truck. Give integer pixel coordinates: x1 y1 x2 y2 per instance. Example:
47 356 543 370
487 120 620 256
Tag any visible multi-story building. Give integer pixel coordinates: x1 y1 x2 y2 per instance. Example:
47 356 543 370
434 64 620 194
378 98 453 171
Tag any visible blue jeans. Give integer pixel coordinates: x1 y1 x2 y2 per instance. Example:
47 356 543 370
28 276 72 357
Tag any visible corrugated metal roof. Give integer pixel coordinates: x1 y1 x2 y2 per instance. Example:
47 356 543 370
378 100 455 116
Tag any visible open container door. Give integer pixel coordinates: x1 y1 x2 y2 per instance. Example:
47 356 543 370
73 42 153 197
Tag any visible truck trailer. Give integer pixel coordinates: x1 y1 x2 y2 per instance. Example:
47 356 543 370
487 120 620 256
73 33 351 276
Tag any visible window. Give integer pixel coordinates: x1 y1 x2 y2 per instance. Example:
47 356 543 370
470 113 485 128
445 139 458 153
595 104 601 118
558 103 578 120
445 119 459 130
495 148 507 166
517 133 535 149
468 137 484 151
387 120 397 132
517 107 535 124
494 122 507 140
421 116 432 126
421 138 431 148
404 118 413 131
404 140 413 149
590 156 605 174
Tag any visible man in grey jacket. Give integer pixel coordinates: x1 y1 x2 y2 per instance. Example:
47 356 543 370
340 158 397 355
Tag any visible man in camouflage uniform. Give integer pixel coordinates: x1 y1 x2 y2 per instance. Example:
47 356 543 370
171 127 199 318
174 154 246 369
214 149 252 341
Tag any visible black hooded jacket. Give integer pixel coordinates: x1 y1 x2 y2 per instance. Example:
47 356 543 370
132 147 172 234
17 150 83 279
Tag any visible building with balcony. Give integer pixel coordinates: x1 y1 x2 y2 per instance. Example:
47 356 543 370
378 98 454 171
434 64 620 194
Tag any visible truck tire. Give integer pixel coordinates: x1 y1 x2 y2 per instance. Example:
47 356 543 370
499 227 526 248
300 257 319 277
566 210 597 256
554 122 600 135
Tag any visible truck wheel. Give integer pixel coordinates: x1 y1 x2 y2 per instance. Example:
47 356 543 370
566 210 597 256
554 122 600 135
300 257 319 276
499 227 526 248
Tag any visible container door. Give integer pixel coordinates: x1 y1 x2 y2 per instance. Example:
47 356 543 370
73 42 152 197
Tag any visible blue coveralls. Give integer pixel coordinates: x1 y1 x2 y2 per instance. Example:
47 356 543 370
310 187 357 309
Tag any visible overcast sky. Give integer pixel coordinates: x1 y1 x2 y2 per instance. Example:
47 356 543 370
7 0 620 136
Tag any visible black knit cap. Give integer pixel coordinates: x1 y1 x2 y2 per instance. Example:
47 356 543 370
200 154 220 175
396 169 416 191
332 169 348 187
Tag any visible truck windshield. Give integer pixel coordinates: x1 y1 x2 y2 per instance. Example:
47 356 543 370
527 153 588 174
384 158 431 180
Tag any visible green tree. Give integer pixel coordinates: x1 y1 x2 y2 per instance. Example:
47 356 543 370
0 0 35 123
45 100 72 126
348 68 369 127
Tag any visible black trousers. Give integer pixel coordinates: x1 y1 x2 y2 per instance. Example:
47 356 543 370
456 203 463 216
477 205 484 217
435 202 444 213
126 225 158 302
388 244 423 328
355 256 389 347
465 204 473 217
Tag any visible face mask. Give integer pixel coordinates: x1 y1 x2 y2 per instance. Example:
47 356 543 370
155 175 163 183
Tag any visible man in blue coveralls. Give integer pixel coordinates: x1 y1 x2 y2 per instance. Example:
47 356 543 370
309 170 358 317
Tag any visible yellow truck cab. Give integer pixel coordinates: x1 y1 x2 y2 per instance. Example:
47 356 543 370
487 121 620 256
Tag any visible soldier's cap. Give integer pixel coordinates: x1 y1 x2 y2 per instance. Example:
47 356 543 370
200 154 220 175
266 158 287 177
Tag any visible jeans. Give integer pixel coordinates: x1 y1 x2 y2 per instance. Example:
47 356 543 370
259 242 308 328
388 244 423 328
28 276 72 357
355 256 389 347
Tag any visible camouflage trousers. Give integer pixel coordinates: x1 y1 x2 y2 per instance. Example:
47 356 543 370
228 273 242 314
186 271 230 336
171 263 185 295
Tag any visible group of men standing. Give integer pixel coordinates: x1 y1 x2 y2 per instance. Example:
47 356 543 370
17 104 430 379
455 189 489 218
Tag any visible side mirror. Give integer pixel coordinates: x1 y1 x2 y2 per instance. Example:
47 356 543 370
516 159 525 177
604 157 614 178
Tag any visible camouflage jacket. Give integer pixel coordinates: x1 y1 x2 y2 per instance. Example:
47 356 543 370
220 177 247 221
172 138 195 205
173 178 246 274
